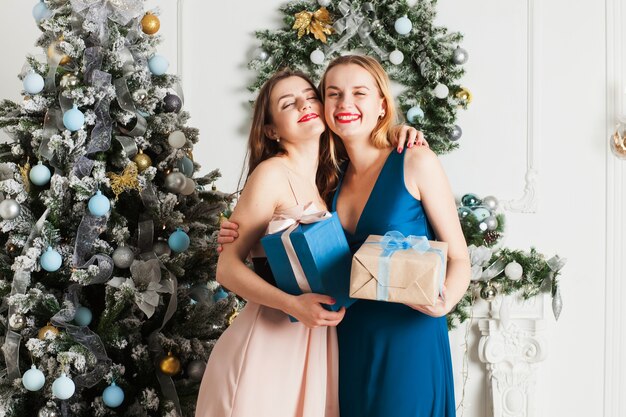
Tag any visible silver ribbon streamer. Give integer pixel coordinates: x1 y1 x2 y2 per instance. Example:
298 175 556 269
114 77 147 137
85 70 113 155
2 209 49 380
325 1 388 60
70 0 143 43
115 135 138 158
73 214 114 285
481 256 507 281
546 255 566 320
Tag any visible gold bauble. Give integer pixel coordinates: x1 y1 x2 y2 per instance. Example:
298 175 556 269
141 13 161 35
47 40 71 66
38 323 60 340
456 87 473 105
187 149 194 161
133 150 152 172
228 309 239 326
159 352 181 376
60 73 80 89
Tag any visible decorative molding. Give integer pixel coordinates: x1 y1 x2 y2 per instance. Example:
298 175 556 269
501 0 541 214
176 0 185 81
604 0 625 415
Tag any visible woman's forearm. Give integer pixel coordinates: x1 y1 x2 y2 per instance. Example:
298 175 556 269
443 256 471 307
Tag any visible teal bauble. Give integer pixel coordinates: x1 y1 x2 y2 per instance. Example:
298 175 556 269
32 1 52 22
457 207 472 219
213 288 228 302
74 306 92 327
472 206 491 221
168 228 190 252
88 190 110 217
148 55 169 75
394 15 412 35
63 105 84 132
29 161 51 186
22 365 45 391
51 373 75 400
102 382 124 408
406 106 424 123
177 156 194 177
40 246 62 272
23 73 44 95
461 193 481 207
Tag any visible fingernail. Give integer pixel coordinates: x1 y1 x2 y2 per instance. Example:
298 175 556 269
408 142 413 148
330 298 336 304
397 146 403 153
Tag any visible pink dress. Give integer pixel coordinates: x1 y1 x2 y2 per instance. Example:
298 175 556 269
195 205 339 417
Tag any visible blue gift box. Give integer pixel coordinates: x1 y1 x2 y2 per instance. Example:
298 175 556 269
261 212 355 321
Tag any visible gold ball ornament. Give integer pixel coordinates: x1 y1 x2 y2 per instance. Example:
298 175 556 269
159 352 181 376
47 39 71 66
228 309 239 326
456 87 473 105
60 73 80 89
38 323 60 340
141 12 160 35
133 150 152 172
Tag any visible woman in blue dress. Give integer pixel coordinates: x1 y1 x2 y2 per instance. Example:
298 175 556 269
319 55 471 417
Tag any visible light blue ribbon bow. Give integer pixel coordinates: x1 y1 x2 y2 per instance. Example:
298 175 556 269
374 231 446 302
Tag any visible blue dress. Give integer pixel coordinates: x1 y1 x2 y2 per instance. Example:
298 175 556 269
332 150 455 417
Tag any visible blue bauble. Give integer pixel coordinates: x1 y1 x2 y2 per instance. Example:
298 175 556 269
40 246 62 272
52 373 75 400
74 306 92 327
32 1 52 22
394 15 412 35
23 73 44 95
88 190 110 217
103 382 125 408
168 228 190 252
177 156 194 177
213 288 228 302
457 207 472 219
472 206 491 221
461 193 481 207
63 105 85 132
22 365 45 391
406 106 424 123
148 55 169 75
29 162 51 186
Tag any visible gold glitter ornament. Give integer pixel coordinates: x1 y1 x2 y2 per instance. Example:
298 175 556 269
159 352 181 376
456 87 473 106
107 162 142 200
133 150 152 172
38 323 60 340
141 12 160 35
228 309 239 325
19 160 31 193
293 7 334 44
60 73 80 89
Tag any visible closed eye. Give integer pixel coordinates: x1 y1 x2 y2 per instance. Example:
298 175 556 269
282 102 295 109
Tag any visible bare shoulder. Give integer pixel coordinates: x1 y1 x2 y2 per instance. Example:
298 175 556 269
245 157 287 188
404 146 441 175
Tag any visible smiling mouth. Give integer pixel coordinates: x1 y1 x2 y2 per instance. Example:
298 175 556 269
335 113 361 123
298 113 319 123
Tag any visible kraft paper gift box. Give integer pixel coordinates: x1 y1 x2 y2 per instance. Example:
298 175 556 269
261 204 355 321
350 232 448 306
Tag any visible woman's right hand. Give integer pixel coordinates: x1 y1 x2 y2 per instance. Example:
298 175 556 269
284 293 346 328
217 220 240 253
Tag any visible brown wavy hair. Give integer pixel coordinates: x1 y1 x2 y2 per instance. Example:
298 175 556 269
319 55 399 150
242 69 341 203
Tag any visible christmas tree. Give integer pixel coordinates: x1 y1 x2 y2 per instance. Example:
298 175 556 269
0 1 235 416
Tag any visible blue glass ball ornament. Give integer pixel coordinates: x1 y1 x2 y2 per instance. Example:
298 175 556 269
32 1 52 22
177 156 194 177
88 190 110 217
213 288 228 302
74 306 92 327
52 373 75 400
394 15 412 35
23 72 44 95
63 104 85 132
148 55 169 76
406 106 424 123
29 161 51 186
22 365 45 391
457 206 472 219
168 228 190 252
461 193 481 207
102 382 125 408
472 206 491 221
40 246 62 272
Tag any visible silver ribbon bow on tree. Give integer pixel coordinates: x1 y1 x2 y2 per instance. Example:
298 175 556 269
325 0 388 60
70 0 143 26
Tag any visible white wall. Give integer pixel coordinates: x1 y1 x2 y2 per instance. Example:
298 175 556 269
0 1 623 416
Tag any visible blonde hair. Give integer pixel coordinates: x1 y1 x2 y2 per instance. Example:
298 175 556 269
319 55 398 149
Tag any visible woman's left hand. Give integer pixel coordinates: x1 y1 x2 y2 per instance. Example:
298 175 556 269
405 285 451 317
393 125 428 152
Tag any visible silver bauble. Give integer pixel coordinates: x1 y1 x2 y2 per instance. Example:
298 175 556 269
112 245 134 269
9 313 26 331
317 0 331 6
132 89 148 102
187 359 206 381
60 73 80 88
448 125 463 141
452 46 469 65
0 199 20 220
38 404 60 417
480 284 497 301
484 216 498 231
165 170 186 193
504 261 523 281
153 239 171 256
482 195 499 211
254 47 269 61
180 178 196 196
552 287 563 320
